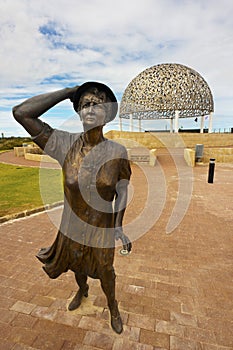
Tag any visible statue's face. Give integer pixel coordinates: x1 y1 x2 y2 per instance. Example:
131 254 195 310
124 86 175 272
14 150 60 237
79 90 107 129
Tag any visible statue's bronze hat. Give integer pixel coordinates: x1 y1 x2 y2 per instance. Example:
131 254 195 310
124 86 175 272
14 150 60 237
73 81 118 122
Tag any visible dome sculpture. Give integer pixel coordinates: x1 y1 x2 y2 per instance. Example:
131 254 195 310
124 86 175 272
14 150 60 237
120 63 214 120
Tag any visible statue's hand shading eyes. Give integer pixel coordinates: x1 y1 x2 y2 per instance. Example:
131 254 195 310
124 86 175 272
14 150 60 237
69 86 80 102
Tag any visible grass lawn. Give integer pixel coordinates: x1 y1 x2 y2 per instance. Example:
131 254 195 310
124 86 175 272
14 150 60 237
0 163 63 217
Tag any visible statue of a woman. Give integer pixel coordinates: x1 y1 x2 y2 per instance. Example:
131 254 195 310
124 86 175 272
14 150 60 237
13 81 132 334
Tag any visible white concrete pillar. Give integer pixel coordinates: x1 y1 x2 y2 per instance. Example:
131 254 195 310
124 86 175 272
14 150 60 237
174 110 179 133
170 117 174 133
138 118 142 132
200 116 205 133
130 114 133 132
208 112 213 133
119 116 122 131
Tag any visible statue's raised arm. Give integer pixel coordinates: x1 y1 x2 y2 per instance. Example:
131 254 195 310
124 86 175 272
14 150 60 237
12 86 79 136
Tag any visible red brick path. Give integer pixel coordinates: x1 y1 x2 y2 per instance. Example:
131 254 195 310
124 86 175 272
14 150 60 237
0 151 60 168
0 152 233 349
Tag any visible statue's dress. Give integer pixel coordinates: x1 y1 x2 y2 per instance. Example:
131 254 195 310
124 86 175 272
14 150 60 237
32 123 131 279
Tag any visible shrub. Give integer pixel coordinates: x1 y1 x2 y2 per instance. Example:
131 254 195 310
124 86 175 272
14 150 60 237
0 137 32 151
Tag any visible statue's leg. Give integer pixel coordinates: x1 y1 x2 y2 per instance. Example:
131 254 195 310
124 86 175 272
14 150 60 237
99 267 123 334
68 272 89 311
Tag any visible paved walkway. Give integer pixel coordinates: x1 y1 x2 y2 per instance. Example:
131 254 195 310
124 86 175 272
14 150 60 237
0 151 60 168
0 152 233 349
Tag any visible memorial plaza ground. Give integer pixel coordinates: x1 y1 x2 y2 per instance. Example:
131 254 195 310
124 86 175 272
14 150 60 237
0 150 232 349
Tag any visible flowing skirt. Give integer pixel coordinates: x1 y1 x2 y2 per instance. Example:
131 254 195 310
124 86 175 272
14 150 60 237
36 230 115 279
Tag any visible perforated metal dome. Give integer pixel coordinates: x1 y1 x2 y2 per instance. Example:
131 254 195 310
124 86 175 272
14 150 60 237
120 63 214 119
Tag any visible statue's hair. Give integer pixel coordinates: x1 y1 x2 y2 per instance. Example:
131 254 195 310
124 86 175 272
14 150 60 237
77 87 111 111
72 82 118 122
77 87 113 123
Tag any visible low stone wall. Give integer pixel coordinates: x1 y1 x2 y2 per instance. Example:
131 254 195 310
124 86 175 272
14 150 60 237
184 149 195 167
14 147 26 157
105 131 233 149
24 153 58 164
106 131 233 165
177 133 233 148
14 133 233 166
149 149 157 166
183 147 233 166
14 145 58 164
203 147 233 163
14 144 40 157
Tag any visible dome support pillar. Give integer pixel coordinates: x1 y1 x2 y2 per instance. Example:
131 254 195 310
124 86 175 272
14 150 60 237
138 118 142 132
170 117 174 133
119 116 123 131
208 112 213 133
130 114 133 132
200 116 205 133
174 110 179 133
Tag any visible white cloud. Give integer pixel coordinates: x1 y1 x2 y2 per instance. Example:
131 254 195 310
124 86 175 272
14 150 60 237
1 0 233 136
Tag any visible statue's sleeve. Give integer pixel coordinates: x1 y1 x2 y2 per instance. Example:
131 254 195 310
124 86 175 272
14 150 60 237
31 122 54 150
32 122 79 166
118 147 131 182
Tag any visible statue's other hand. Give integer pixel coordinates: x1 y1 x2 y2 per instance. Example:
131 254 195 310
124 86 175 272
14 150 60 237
115 228 132 253
69 86 80 102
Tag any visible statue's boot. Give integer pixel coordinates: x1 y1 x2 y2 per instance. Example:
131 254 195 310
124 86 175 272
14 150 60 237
68 284 89 311
109 300 123 334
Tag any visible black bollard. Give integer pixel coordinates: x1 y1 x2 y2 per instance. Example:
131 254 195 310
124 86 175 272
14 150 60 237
208 158 215 183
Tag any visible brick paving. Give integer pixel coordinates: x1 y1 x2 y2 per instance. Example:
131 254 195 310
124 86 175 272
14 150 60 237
0 151 233 349
0 151 59 168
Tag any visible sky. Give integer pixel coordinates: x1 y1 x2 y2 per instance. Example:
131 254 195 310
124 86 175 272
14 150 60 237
1 0 233 137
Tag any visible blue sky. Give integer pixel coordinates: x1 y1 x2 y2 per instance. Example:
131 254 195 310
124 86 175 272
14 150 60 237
1 0 233 136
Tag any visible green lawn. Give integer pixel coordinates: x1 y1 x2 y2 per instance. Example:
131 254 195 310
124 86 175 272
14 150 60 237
0 163 63 217
0 150 10 154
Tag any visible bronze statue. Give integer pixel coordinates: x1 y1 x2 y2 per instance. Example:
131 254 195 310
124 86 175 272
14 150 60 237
12 82 132 334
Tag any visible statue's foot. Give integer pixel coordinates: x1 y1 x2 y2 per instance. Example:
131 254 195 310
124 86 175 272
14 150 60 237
111 313 123 334
110 301 123 334
68 285 89 311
